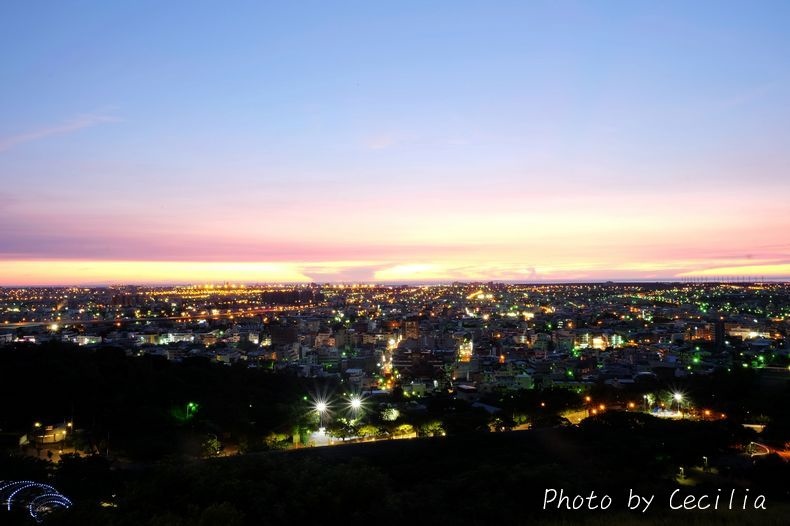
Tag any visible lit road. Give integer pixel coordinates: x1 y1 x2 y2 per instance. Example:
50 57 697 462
2 303 322 329
747 441 771 457
748 441 790 461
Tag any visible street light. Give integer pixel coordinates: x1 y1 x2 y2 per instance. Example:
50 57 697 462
673 393 683 415
348 395 363 420
315 401 328 432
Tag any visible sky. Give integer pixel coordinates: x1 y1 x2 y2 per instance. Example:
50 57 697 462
1 0 790 285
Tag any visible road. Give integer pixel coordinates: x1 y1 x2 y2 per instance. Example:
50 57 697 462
2 303 320 329
748 441 790 461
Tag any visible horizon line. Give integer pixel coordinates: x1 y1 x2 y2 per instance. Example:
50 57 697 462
2 277 789 288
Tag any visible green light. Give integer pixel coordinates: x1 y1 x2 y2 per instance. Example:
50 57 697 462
183 401 199 421
692 356 700 364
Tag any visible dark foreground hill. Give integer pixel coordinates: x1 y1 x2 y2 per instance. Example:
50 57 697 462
3 424 783 526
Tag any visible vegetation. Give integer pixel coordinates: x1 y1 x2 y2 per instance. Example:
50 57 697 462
2 343 790 525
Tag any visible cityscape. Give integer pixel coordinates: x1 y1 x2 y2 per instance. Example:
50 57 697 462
3 1 790 525
1 281 789 523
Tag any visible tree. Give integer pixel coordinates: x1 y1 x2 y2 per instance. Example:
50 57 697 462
326 419 357 441
417 420 444 437
357 424 381 439
201 435 221 457
392 423 415 437
490 414 517 432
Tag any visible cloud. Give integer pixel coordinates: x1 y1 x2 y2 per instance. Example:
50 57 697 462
302 263 384 283
0 113 120 152
364 134 399 150
716 81 778 110
677 262 790 278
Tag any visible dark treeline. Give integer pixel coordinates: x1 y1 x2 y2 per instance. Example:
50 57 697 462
0 343 322 459
2 423 789 526
259 289 323 304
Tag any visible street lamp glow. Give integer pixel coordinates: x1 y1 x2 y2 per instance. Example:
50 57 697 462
672 392 685 416
313 399 330 432
183 402 198 421
350 397 362 410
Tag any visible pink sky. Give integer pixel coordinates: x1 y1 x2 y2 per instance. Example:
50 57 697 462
2 151 789 284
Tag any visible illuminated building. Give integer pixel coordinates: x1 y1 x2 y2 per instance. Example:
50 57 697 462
458 338 473 363
404 319 420 340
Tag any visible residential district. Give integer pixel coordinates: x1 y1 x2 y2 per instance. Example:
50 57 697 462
2 281 788 410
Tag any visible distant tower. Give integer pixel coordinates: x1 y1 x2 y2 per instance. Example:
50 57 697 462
458 338 473 363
